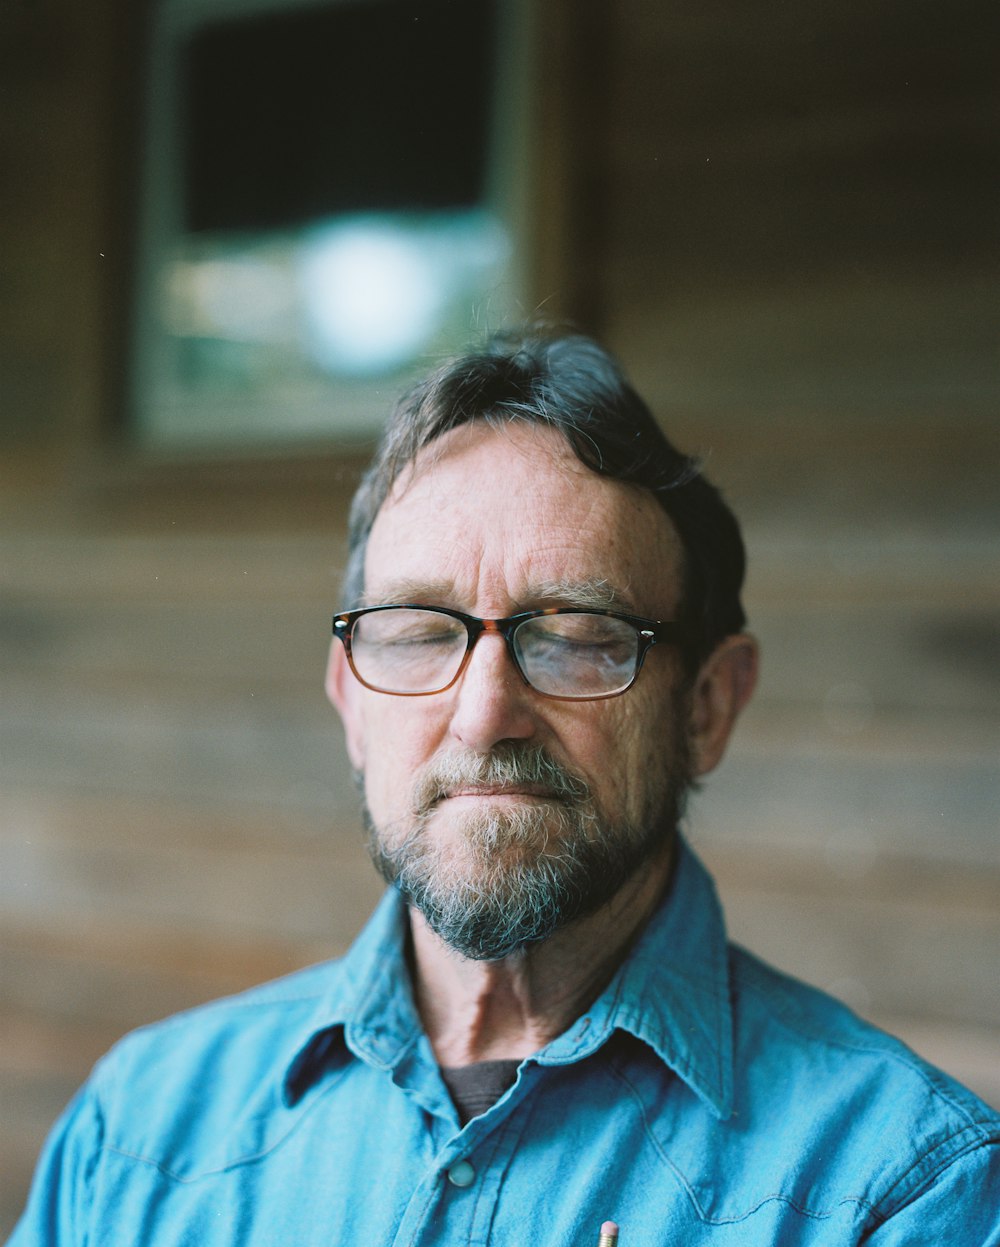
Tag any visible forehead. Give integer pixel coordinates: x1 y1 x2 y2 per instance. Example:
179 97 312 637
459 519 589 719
364 421 682 615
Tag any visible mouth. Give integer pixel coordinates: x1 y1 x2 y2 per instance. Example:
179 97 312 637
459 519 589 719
411 746 590 821
443 785 561 802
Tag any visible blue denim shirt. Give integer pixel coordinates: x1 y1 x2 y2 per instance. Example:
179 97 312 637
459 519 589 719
11 840 1000 1246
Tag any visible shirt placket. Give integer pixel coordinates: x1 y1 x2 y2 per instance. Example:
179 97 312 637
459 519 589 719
390 1071 539 1247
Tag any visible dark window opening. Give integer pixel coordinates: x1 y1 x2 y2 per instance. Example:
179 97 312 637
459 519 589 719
182 0 498 233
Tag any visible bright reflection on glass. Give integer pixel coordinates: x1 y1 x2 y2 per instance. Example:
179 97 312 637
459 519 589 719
297 211 510 376
152 208 514 444
163 210 511 376
296 221 441 375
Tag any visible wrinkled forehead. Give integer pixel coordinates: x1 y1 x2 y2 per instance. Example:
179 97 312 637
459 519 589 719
386 418 580 496
364 421 683 615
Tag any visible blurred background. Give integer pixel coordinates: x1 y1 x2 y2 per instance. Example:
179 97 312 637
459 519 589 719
1 0 997 1231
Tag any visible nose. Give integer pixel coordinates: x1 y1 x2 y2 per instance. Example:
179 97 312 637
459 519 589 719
447 629 537 753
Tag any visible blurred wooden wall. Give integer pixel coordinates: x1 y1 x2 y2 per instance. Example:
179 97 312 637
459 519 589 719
2 0 997 1234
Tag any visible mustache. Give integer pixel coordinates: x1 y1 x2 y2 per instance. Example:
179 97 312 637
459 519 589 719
412 745 591 817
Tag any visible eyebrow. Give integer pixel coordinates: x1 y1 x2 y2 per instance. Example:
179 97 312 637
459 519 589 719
361 577 634 614
360 579 456 608
527 578 631 611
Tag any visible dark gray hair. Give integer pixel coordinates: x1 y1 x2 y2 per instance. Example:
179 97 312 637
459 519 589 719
343 329 748 669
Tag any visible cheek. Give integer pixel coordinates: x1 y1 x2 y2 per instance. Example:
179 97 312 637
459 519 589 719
581 689 683 818
359 705 442 820
557 704 643 803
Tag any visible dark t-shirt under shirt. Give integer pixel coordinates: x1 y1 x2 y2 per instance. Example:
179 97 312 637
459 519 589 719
439 1060 521 1125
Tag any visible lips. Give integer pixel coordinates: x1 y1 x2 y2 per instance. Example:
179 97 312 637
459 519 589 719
411 745 591 819
445 784 558 801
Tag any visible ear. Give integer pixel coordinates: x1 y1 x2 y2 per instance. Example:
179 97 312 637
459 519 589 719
325 640 366 771
687 633 759 777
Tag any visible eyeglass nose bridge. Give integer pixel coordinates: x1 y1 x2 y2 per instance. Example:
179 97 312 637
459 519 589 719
452 614 534 690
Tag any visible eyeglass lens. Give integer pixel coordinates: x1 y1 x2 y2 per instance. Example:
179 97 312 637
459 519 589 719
350 608 642 697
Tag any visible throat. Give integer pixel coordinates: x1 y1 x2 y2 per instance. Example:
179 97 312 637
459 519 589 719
408 837 677 1066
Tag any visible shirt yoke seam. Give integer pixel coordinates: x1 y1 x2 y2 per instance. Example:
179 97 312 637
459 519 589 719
98 1064 351 1182
736 964 990 1133
865 1132 1000 1225
607 1061 879 1225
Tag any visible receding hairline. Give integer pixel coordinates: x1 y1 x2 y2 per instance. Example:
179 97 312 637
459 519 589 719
372 414 686 537
358 418 685 614
375 412 595 512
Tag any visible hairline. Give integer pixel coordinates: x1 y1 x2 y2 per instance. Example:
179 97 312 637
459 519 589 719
344 416 685 610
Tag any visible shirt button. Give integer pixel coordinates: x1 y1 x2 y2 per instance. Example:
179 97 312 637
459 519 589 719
447 1160 476 1187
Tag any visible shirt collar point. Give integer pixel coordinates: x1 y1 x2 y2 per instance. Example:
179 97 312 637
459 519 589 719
602 837 736 1118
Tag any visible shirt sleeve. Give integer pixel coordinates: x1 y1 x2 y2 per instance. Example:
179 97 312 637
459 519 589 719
863 1141 1000 1246
7 1083 105 1247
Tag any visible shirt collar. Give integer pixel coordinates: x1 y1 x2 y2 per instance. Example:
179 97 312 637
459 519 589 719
284 836 734 1120
283 885 422 1102
536 836 735 1119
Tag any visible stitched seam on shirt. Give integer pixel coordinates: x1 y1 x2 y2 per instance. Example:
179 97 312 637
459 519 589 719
607 1021 710 1113
696 1192 874 1226
607 1062 878 1225
80 1084 108 1247
101 1064 352 1182
348 947 424 1068
864 1131 1000 1226
542 971 631 1063
464 1117 524 1247
393 1173 440 1247
349 1021 421 1072
736 956 987 1132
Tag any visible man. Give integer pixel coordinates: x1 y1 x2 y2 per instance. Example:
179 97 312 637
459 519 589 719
12 331 999 1244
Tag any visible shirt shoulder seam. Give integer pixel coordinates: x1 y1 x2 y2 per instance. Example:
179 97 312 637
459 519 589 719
867 1129 1000 1224
733 950 995 1132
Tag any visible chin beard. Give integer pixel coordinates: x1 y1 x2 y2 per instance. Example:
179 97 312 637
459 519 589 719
361 739 691 961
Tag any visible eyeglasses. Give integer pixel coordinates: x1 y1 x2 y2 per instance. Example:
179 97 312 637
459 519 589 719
331 604 687 701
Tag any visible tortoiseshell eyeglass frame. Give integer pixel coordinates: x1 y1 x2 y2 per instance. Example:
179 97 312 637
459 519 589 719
331 603 689 701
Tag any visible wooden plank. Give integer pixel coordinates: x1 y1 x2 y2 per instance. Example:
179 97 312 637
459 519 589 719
0 922 348 1037
0 792 379 943
699 839 1000 1029
0 535 348 603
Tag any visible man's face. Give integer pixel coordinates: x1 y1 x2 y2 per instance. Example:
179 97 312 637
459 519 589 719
329 421 694 958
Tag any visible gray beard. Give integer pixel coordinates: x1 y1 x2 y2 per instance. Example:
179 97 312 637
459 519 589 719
361 737 691 961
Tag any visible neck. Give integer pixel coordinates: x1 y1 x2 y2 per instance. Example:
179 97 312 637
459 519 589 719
409 840 675 1067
